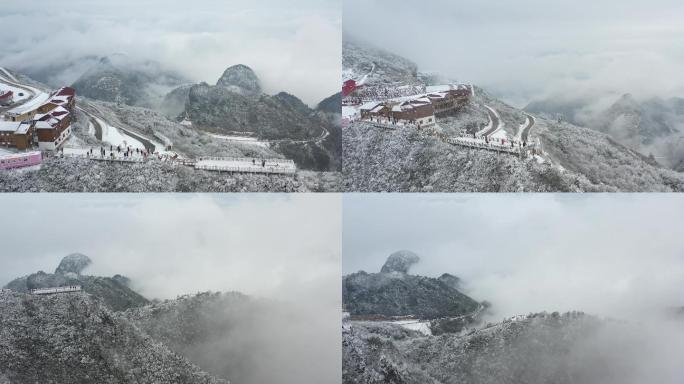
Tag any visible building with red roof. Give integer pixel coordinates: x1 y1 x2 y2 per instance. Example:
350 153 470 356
0 90 13 106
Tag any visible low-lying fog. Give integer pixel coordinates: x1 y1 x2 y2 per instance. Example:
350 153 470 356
344 193 684 383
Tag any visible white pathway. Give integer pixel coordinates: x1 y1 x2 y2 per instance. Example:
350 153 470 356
194 157 296 174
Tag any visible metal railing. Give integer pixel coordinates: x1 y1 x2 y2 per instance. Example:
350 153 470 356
195 164 296 175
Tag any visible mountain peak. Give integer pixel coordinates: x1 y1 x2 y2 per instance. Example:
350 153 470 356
380 250 420 274
55 253 92 275
613 93 640 109
216 64 261 96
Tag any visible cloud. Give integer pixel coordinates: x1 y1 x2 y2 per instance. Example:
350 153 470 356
0 193 341 384
343 194 684 320
0 194 341 304
343 0 684 107
0 0 340 105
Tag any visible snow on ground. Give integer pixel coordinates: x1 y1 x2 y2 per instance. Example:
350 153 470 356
0 147 16 156
62 147 150 162
484 105 509 140
87 121 95 137
0 69 43 98
516 116 530 141
357 63 375 85
390 320 432 336
342 106 359 119
7 91 49 115
206 132 269 148
489 127 508 140
476 109 493 137
96 117 145 150
0 68 18 83
342 68 356 82
0 83 32 103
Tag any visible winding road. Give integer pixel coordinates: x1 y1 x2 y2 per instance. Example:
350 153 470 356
78 102 157 153
0 70 40 114
520 113 535 143
479 105 501 138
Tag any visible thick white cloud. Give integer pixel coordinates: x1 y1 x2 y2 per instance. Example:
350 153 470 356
344 0 684 107
343 194 684 320
0 0 340 105
0 194 341 305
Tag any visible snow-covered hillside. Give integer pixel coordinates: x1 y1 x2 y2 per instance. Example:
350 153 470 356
342 38 684 192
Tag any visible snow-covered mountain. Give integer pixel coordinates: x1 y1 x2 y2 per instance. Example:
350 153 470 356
342 253 684 383
342 37 684 192
343 35 419 85
344 311 606 384
215 64 262 96
0 254 227 383
526 93 684 171
0 290 227 384
4 253 149 312
1 254 337 384
181 65 329 140
156 64 342 171
343 251 480 320
71 55 189 108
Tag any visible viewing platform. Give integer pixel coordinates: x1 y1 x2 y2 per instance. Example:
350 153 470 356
30 285 82 295
194 157 296 175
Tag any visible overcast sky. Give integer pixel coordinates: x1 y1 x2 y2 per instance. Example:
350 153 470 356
0 0 340 105
0 194 341 306
343 194 684 320
344 0 684 107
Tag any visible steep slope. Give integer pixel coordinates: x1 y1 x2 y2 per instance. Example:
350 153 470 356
267 91 342 172
526 94 684 171
317 92 342 115
4 254 149 312
179 65 340 171
342 39 684 191
71 55 189 108
344 312 604 384
0 291 226 384
159 83 193 118
0 156 336 192
124 292 336 384
186 82 328 141
343 36 419 85
343 251 480 319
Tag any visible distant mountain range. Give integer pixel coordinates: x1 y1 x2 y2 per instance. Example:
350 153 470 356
526 93 684 171
71 54 190 108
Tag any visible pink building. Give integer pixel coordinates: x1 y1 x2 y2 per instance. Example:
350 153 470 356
0 151 42 170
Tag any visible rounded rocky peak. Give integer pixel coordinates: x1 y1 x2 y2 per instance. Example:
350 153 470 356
55 253 92 275
216 64 261 96
380 250 420 274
